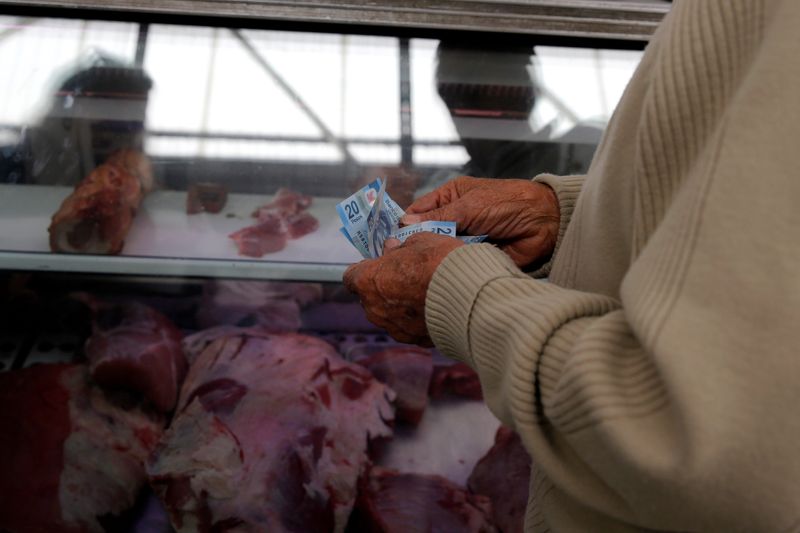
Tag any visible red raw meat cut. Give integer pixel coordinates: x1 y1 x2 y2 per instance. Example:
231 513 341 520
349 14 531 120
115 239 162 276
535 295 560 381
252 187 313 219
233 188 317 257
347 467 497 533
429 362 483 400
148 331 395 533
84 300 187 412
358 347 433 425
468 427 532 533
228 213 288 258
0 364 163 533
286 211 320 239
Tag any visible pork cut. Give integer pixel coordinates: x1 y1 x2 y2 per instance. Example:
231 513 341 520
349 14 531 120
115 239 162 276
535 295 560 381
148 331 395 533
0 364 163 533
84 300 187 413
429 362 483 401
48 149 152 255
467 427 531 533
358 347 433 425
347 467 497 533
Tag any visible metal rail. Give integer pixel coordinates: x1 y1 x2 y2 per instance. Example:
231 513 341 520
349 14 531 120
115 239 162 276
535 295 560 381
0 0 670 40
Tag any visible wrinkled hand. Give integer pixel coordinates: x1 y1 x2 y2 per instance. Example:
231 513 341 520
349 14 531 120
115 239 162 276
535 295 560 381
343 233 464 346
404 176 559 268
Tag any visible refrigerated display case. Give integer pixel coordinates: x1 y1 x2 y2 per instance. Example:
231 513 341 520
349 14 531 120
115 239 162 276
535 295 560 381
0 2 665 531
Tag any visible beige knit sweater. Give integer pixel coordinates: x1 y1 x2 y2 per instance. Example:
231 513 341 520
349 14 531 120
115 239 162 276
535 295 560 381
425 1 800 531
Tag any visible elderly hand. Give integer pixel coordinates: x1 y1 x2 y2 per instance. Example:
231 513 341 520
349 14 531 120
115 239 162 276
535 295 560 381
343 232 464 346
403 176 559 268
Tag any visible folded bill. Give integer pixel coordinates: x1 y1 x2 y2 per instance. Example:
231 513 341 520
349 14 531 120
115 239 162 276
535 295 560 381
339 178 487 258
391 221 456 243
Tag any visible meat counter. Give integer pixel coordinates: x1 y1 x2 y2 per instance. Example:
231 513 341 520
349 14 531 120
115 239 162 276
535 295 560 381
0 4 650 532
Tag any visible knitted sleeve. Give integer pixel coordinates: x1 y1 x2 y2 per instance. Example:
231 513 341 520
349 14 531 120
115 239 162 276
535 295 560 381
426 0 800 530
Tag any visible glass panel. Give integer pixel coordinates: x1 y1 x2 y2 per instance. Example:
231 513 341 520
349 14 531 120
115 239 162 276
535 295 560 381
0 12 646 533
0 15 642 281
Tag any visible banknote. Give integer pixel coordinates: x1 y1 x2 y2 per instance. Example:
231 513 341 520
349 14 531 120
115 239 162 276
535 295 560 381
366 178 403 258
390 221 456 243
339 177 487 258
337 179 381 258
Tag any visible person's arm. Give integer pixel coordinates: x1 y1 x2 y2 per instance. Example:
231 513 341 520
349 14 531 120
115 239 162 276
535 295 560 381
426 32 800 533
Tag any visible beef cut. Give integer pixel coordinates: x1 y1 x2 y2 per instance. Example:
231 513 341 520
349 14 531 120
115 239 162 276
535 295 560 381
468 427 532 533
84 300 187 413
0 364 163 533
348 467 497 533
358 347 433 425
48 149 152 254
430 362 483 401
148 331 395 533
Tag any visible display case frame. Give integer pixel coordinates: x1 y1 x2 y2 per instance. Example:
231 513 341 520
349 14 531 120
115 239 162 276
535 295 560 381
0 0 670 40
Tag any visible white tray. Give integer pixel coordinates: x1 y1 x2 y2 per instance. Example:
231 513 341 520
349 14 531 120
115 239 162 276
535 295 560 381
0 184 363 281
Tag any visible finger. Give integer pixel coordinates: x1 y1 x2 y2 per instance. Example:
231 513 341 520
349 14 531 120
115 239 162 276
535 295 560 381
364 308 391 330
402 202 463 226
405 188 446 216
343 261 368 292
383 238 402 252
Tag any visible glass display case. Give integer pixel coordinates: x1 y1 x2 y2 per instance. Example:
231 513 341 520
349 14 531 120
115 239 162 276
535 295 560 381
0 2 664 532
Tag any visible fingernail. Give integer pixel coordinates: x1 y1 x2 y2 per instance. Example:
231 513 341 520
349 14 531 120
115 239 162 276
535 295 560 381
402 214 421 225
384 238 401 251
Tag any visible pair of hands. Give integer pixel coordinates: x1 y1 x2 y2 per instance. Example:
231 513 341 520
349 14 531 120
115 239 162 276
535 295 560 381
343 176 560 346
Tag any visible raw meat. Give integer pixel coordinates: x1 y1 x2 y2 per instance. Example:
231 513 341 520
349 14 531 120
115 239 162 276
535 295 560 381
347 467 497 533
232 188 318 257
84 300 187 412
358 347 433 425
181 325 294 364
148 331 395 533
430 362 483 401
186 182 228 214
286 211 320 239
0 364 163 533
252 187 313 219
468 427 531 533
228 213 287 257
48 149 152 254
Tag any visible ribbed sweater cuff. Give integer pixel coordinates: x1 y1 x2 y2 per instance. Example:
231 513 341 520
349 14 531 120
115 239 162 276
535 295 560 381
426 244 524 364
427 243 620 425
530 174 585 278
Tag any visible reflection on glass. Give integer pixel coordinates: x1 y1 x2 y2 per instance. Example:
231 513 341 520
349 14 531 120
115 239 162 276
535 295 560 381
0 15 642 277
